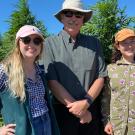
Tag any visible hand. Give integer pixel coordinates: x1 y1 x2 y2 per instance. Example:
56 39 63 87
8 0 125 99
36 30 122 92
67 99 90 116
0 124 16 135
104 122 113 135
79 111 92 124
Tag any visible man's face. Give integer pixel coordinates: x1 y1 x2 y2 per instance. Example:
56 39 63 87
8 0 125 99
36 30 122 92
61 10 84 36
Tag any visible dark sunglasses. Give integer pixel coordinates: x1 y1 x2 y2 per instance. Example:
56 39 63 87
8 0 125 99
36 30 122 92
20 36 43 46
62 11 84 18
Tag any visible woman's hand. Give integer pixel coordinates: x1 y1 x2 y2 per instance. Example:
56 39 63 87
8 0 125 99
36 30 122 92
79 111 92 124
0 124 16 135
104 122 113 135
67 99 90 116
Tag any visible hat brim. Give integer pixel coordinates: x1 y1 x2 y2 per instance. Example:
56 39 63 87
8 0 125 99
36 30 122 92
116 34 135 42
16 31 44 44
20 31 44 40
54 8 93 23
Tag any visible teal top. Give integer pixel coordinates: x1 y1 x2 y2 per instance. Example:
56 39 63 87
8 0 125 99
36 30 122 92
0 70 60 135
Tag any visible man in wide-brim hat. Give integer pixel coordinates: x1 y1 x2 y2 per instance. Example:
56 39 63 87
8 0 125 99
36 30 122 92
42 0 107 135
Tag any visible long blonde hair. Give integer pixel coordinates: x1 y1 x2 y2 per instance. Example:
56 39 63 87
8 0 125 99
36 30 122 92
2 39 43 102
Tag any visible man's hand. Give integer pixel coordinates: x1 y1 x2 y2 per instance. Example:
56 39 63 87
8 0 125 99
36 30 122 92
67 99 90 116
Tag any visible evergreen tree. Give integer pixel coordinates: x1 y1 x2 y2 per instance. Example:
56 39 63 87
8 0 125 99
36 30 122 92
0 0 48 61
7 0 48 41
0 34 2 47
81 0 135 63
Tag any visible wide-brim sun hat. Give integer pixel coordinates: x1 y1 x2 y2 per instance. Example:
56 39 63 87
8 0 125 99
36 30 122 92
54 0 93 23
16 25 44 42
115 28 135 42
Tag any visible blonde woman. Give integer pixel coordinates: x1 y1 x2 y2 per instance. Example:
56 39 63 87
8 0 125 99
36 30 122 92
0 25 59 135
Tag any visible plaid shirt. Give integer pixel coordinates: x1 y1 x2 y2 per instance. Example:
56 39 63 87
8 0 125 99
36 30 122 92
0 64 48 118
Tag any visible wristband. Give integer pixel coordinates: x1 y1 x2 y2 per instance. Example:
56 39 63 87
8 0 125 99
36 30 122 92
84 95 94 106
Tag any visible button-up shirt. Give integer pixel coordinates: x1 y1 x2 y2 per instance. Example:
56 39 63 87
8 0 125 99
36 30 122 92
101 59 135 134
0 64 48 118
42 30 107 100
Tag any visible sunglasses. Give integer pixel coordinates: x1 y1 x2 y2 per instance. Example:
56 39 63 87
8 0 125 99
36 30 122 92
62 11 84 18
119 39 135 46
20 36 43 46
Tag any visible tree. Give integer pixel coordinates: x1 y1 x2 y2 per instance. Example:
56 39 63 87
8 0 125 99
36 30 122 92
81 0 135 63
0 0 48 61
0 34 2 47
0 35 13 61
7 0 48 41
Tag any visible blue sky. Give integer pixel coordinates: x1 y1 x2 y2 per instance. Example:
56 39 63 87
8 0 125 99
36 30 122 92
0 0 134 35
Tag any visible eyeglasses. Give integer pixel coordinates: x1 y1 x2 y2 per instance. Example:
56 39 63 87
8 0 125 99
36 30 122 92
20 36 43 46
62 11 84 18
120 40 135 46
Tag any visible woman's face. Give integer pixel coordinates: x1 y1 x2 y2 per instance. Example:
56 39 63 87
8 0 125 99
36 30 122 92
19 34 43 62
116 37 135 61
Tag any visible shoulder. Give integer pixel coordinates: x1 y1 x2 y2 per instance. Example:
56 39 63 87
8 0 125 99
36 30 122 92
80 33 100 43
45 34 62 43
79 34 101 50
45 35 58 41
107 63 118 72
107 63 116 68
45 35 62 50
79 34 103 55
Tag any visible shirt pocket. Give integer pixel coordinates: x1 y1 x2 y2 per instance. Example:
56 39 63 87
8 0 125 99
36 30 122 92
80 50 96 70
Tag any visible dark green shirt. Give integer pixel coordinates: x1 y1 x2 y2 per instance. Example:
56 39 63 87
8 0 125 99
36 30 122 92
43 30 107 100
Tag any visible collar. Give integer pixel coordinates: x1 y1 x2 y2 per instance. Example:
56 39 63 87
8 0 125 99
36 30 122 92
116 58 135 65
59 30 81 44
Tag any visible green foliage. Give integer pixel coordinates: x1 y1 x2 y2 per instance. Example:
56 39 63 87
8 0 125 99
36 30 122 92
0 115 4 126
0 34 2 47
7 0 48 41
0 0 48 61
0 34 14 62
81 0 135 63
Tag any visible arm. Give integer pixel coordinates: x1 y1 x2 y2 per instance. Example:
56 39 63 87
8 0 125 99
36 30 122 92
48 80 75 105
101 77 113 134
48 80 92 124
86 38 107 100
87 77 104 100
49 81 90 117
67 77 104 116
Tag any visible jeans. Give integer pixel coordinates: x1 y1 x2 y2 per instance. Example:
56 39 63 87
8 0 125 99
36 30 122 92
32 112 52 135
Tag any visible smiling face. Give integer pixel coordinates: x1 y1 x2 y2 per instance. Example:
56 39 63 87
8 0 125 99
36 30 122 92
18 34 43 62
115 37 135 62
60 10 84 38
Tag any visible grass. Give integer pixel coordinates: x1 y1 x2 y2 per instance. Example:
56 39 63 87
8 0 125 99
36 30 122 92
0 115 4 126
